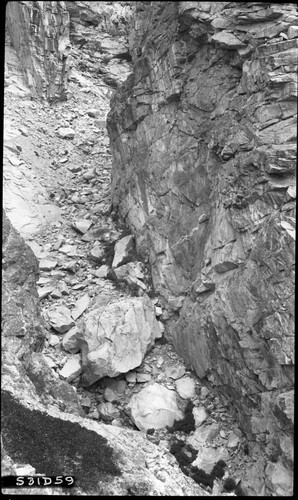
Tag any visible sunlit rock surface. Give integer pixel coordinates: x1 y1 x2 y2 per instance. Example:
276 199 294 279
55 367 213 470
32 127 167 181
77 294 162 385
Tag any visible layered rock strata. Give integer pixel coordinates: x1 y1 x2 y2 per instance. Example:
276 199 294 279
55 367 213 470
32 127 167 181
107 2 296 495
5 1 70 101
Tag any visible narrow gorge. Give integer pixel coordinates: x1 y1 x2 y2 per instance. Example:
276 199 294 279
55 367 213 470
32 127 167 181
2 1 296 497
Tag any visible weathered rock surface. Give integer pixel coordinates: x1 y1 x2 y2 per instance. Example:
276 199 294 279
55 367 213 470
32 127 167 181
175 377 196 399
5 1 71 101
2 210 82 419
128 383 183 432
1 211 208 496
107 2 296 495
59 354 82 383
47 305 75 333
112 234 134 268
77 294 163 385
22 352 83 416
2 210 46 355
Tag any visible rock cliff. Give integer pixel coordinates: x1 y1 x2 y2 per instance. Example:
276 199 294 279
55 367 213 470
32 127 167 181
107 2 296 495
5 1 71 101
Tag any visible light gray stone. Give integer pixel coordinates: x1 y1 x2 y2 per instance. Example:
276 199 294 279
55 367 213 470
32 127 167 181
128 383 183 432
192 446 230 474
38 286 54 299
175 377 196 399
47 305 75 333
227 432 240 449
136 372 151 383
79 295 163 385
187 423 220 450
59 355 82 382
265 461 294 496
62 326 81 353
95 265 110 278
72 219 93 234
59 243 78 256
288 26 298 39
112 235 134 268
87 109 99 118
193 406 208 427
98 402 120 422
57 127 75 139
61 260 77 273
211 31 246 49
90 243 105 263
50 288 62 299
39 259 57 271
104 387 121 402
71 293 90 321
49 334 60 347
125 371 137 383
165 364 186 380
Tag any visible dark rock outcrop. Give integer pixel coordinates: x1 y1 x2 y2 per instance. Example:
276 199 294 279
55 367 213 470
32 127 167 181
107 2 296 495
2 209 45 356
5 1 70 101
2 209 82 416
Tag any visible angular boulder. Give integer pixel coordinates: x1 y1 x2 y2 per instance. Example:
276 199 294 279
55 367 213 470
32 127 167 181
57 127 75 139
59 355 82 383
175 377 196 399
77 294 162 386
71 293 90 321
112 234 134 268
62 326 80 353
72 219 93 234
128 383 183 432
47 305 75 333
192 446 230 474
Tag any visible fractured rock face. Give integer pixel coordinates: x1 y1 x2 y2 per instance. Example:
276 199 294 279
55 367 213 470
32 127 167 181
2 209 46 354
128 383 183 432
107 2 295 494
77 294 162 386
5 1 70 101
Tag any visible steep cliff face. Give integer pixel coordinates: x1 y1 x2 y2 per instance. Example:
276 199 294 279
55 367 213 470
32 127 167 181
2 209 45 355
5 1 70 101
107 2 296 495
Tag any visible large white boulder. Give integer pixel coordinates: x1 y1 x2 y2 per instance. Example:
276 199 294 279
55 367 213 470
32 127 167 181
128 383 183 432
78 295 162 385
175 377 196 399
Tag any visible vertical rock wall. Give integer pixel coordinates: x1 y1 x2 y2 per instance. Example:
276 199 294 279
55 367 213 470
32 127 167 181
5 1 70 101
107 2 296 494
2 209 45 356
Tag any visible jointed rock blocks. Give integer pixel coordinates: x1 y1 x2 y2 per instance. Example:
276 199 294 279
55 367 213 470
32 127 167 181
76 294 163 386
5 1 70 101
2 209 45 355
107 2 296 494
